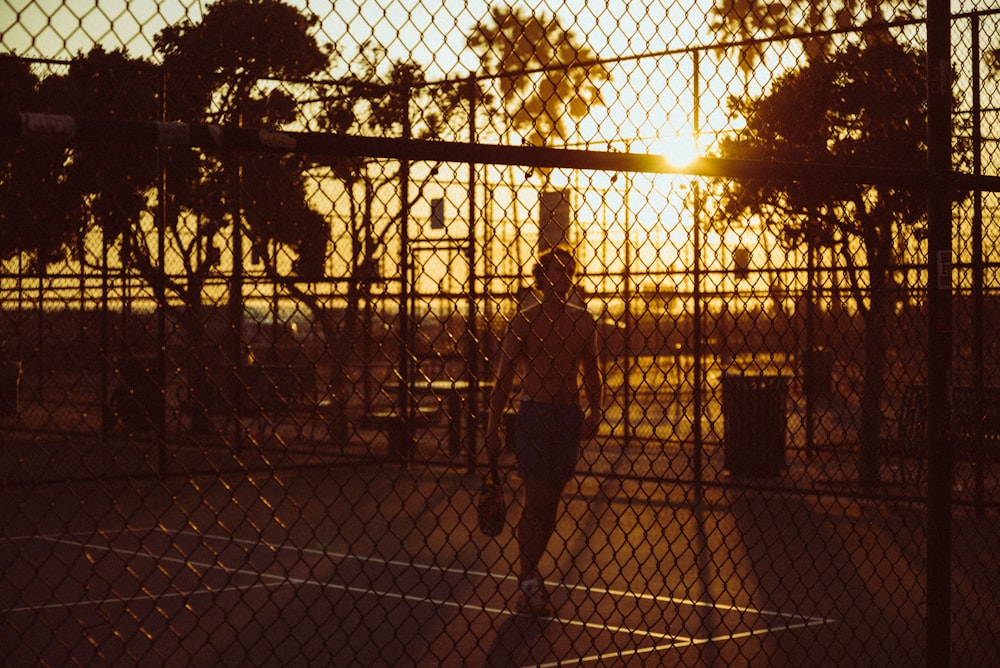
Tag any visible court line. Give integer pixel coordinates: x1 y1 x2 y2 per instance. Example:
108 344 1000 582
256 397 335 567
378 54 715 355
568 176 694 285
4 527 835 624
173 528 833 627
547 613 837 667
302 579 681 644
6 526 839 665
30 526 835 627
316 544 833 626
5 581 289 614
15 530 679 647
177 528 840 666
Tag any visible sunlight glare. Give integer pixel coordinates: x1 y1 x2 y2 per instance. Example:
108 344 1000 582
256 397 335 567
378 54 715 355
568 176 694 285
653 132 700 170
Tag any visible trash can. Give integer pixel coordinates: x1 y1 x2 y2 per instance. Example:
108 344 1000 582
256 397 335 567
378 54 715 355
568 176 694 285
722 372 788 477
802 346 834 400
0 361 22 418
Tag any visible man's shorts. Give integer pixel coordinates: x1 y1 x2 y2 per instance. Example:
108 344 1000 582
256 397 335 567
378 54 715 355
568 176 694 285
515 400 584 484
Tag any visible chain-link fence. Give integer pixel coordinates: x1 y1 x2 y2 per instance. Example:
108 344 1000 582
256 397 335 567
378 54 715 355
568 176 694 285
2 1 999 666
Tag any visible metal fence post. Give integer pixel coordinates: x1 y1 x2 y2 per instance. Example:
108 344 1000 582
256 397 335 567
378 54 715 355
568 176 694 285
926 0 954 664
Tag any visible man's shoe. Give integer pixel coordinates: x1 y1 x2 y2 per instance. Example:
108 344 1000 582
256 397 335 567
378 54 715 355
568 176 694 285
515 578 551 616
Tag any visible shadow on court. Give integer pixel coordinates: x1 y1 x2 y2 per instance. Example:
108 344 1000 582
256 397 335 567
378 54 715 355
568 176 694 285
2 455 998 666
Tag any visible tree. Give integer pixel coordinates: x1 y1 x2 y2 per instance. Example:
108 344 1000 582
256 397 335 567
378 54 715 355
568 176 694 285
1 47 174 276
155 0 331 125
468 5 610 148
711 40 969 485
153 0 332 284
988 43 1000 79
708 0 794 83
152 0 331 426
468 6 610 284
154 1 330 288
318 43 468 296
52 47 164 265
310 44 470 419
0 54 82 268
708 0 920 72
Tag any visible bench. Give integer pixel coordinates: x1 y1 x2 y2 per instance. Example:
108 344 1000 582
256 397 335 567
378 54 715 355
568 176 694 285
395 380 496 464
356 406 440 462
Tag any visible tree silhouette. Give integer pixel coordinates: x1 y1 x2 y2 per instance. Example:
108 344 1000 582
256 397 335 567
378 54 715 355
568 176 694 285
708 0 794 83
468 5 609 149
708 0 920 71
0 54 81 268
311 44 470 420
154 0 331 284
152 0 331 426
51 48 163 272
467 5 610 280
711 40 969 485
319 43 468 284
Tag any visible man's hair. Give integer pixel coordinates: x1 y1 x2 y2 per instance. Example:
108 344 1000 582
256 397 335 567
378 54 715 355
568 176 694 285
532 244 577 283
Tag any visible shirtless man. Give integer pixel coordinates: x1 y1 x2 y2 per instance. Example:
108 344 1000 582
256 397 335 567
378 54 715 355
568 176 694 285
485 244 603 615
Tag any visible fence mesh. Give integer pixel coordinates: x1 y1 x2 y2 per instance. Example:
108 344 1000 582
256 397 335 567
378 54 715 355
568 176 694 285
2 1 1000 666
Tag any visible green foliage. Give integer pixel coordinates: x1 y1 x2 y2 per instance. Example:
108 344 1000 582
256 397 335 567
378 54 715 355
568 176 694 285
713 40 943 250
0 49 160 265
707 0 922 74
155 0 331 125
468 5 609 146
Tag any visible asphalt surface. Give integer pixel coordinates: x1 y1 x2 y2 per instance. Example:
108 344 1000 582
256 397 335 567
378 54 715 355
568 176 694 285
3 448 998 667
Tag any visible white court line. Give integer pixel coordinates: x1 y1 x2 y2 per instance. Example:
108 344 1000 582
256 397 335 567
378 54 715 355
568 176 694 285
177 527 838 663
21 530 677 646
5 581 289 614
5 526 838 666
176 529 833 628
5 527 835 623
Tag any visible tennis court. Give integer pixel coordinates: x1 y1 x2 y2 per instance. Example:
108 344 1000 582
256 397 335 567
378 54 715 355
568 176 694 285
4 458 964 667
4 3 1000 664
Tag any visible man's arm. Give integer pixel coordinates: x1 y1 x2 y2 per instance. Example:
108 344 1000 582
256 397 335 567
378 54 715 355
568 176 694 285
485 313 525 463
579 317 603 440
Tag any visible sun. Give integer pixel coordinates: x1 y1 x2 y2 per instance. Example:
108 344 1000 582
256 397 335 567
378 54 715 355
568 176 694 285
651 132 700 170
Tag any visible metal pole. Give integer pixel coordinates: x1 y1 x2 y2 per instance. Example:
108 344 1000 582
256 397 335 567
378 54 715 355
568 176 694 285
691 50 704 492
230 151 245 450
623 141 633 450
101 223 110 442
228 100 246 451
399 83 412 434
970 14 985 517
156 67 168 470
805 242 816 459
157 144 168 471
692 182 703 493
466 76 480 468
925 0 953 664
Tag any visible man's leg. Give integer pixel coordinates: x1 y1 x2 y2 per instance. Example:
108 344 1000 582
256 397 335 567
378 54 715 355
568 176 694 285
518 478 565 581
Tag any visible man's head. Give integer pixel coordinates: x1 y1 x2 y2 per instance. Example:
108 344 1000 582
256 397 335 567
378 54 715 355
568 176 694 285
532 244 577 298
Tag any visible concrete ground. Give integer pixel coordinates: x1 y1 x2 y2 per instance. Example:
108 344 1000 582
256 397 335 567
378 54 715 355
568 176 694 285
2 443 998 667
